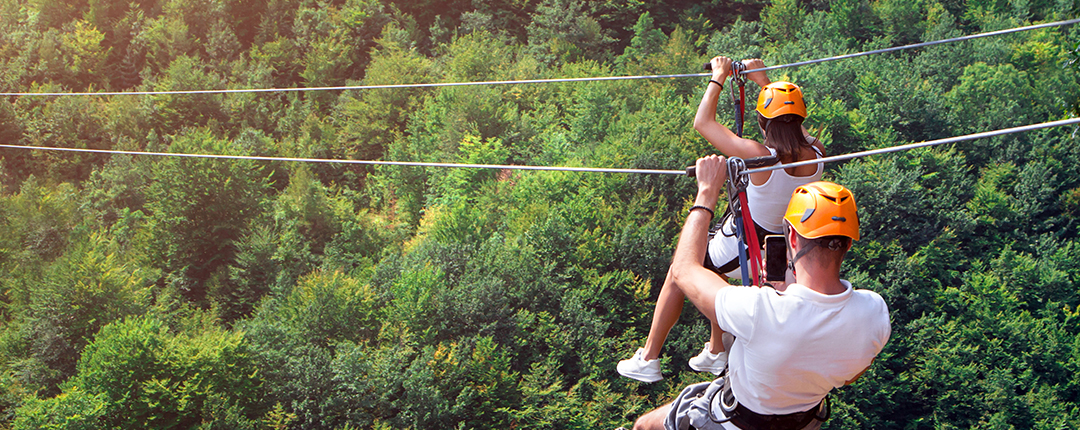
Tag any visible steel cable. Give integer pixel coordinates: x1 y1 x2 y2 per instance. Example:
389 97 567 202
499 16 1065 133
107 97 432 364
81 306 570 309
0 19 1075 97
1 119 1076 175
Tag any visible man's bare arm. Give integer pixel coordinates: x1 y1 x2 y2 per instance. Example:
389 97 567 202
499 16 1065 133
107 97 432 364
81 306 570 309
670 155 732 320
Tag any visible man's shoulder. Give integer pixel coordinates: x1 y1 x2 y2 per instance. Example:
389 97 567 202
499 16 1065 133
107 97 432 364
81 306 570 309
716 284 777 311
719 284 779 299
850 287 887 304
847 286 891 327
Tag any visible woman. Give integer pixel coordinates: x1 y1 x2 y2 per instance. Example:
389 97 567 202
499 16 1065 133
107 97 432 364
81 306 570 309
617 57 826 383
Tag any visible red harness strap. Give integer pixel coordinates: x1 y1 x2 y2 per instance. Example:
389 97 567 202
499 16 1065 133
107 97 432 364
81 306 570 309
737 191 763 286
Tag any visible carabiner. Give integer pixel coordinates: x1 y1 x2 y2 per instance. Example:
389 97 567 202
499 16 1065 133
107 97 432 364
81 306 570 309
731 61 747 86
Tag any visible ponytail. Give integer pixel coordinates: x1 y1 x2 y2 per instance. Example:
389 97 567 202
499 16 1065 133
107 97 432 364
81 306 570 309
758 113 809 163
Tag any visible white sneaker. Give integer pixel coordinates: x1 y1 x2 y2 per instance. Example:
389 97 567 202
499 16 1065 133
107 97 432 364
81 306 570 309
617 348 662 383
688 342 728 374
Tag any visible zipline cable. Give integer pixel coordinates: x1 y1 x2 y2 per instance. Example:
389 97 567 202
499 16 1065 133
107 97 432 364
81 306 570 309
0 73 709 97
2 118 1077 175
0 143 685 175
724 18 1080 75
744 117 1080 175
1 18 1075 97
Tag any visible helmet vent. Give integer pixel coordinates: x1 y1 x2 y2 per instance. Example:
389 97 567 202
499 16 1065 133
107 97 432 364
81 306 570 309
832 216 847 222
800 208 815 222
763 98 773 109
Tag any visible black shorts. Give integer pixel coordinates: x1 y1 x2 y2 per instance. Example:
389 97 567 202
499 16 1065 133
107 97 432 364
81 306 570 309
704 216 773 276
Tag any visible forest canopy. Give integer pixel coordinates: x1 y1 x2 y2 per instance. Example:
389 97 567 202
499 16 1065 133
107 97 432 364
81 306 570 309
1 0 1079 429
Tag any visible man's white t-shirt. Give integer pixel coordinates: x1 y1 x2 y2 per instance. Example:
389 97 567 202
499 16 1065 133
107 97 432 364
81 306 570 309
714 281 891 415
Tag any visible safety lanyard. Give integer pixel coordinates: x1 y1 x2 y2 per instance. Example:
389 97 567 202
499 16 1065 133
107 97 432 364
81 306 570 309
688 62 768 286
724 156 774 286
729 61 747 138
724 64 766 286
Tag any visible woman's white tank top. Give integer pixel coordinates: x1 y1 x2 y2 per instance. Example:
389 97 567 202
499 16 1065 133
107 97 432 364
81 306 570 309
746 139 823 233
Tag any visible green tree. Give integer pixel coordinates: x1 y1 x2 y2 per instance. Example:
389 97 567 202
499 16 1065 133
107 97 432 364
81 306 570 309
830 0 876 40
943 62 1040 166
144 128 269 307
526 0 615 66
9 231 153 394
872 0 926 45
0 178 79 281
704 19 765 68
11 386 107 430
1069 37 1080 115
11 94 111 184
26 313 268 429
148 55 227 135
615 12 667 72
239 270 380 429
761 0 804 42
332 24 434 173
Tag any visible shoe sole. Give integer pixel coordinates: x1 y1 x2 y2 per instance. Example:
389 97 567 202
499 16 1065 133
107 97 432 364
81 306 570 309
688 363 726 374
617 367 662 383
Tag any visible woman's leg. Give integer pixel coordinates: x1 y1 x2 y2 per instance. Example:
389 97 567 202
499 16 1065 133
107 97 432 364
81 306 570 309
642 264 730 361
708 317 727 353
685 272 729 373
641 269 684 360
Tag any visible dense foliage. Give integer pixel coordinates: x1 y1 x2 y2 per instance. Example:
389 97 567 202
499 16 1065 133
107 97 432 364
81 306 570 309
1 0 1078 428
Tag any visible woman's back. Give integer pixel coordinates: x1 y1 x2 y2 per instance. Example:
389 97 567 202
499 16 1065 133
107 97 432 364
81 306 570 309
747 137 824 232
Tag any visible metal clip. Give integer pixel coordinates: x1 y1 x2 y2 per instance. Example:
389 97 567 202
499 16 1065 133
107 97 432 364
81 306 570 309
726 156 749 195
731 61 747 86
729 61 748 137
725 156 748 213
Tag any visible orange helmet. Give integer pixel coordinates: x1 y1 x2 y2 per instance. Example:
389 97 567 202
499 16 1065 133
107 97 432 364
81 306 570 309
784 181 859 241
756 81 807 119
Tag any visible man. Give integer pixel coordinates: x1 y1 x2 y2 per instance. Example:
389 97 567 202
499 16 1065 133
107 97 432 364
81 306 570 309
631 155 891 430
617 58 826 383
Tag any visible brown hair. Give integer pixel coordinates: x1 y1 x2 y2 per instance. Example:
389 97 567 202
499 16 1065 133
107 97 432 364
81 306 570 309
757 113 811 164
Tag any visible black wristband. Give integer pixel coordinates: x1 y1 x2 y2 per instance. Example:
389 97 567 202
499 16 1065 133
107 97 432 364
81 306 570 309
708 79 723 90
689 205 715 219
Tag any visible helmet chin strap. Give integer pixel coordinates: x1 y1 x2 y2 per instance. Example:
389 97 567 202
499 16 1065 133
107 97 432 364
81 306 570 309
784 224 801 276
787 238 815 277
785 225 846 277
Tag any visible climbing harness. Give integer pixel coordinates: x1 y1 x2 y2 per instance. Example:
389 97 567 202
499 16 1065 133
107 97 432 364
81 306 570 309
723 155 778 286
726 157 757 286
709 60 777 287
685 153 776 287
698 60 765 286
705 370 831 429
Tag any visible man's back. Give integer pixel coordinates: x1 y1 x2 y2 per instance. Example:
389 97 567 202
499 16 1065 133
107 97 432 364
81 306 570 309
627 165 890 430
716 281 891 414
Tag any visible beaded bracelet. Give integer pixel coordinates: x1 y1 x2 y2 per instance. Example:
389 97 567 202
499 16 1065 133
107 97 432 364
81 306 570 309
689 205 715 219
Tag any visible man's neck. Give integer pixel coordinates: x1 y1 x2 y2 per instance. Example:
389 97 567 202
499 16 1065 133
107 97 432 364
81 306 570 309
793 261 846 295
